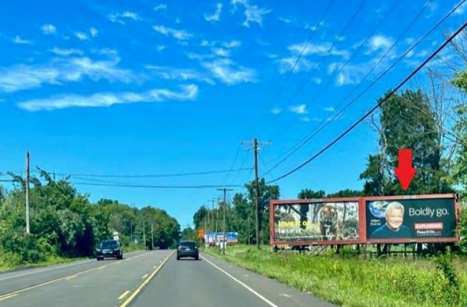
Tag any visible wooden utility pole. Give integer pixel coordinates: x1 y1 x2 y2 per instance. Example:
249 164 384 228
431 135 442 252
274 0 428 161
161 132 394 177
217 188 233 255
151 224 154 250
25 152 30 234
253 138 260 249
142 221 146 250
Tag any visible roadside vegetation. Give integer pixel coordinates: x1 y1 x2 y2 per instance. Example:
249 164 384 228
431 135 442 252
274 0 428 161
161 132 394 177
0 170 180 271
206 245 467 307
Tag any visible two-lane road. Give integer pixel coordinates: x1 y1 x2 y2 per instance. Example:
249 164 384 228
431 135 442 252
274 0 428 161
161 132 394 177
0 250 332 307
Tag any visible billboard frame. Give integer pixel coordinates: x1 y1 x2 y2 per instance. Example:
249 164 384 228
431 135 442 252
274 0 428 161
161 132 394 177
270 193 460 247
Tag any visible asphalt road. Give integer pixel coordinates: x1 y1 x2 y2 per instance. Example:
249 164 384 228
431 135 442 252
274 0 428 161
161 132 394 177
0 250 333 307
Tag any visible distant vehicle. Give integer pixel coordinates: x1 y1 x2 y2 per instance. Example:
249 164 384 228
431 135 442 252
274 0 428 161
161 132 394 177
96 239 123 260
176 240 199 260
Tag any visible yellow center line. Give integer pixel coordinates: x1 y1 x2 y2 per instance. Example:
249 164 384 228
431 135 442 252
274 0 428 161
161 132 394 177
65 274 78 281
119 251 174 307
118 290 130 300
141 273 148 279
0 294 18 302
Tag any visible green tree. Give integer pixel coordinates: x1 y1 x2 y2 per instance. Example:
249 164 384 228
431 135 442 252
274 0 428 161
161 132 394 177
360 90 452 195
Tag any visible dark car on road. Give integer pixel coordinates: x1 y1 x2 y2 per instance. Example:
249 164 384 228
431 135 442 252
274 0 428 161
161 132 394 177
177 240 199 260
96 239 123 260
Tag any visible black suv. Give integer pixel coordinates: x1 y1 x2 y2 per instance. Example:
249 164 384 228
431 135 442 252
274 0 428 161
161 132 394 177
177 240 199 260
96 239 123 260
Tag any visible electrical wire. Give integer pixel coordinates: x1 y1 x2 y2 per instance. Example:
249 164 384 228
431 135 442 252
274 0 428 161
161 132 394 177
264 0 463 176
267 18 467 183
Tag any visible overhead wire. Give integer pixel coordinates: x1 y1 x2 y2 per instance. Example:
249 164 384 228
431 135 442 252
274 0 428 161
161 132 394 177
264 0 455 176
267 15 467 183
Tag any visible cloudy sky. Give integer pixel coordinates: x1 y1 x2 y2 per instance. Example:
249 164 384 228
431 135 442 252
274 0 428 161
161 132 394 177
0 0 465 226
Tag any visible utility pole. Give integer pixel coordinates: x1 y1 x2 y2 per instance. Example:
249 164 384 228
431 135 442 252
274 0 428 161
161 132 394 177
241 139 269 249
142 221 146 250
25 152 30 234
151 224 154 250
217 188 233 255
253 138 260 249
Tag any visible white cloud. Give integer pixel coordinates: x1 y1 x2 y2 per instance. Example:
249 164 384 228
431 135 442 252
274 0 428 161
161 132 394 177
278 57 318 74
153 25 192 41
278 17 292 24
0 56 134 93
49 47 83 56
289 104 307 114
271 107 282 115
108 11 141 24
223 40 241 48
90 27 98 38
154 4 167 12
328 62 367 86
202 58 256 85
145 65 214 84
368 35 393 53
41 24 56 35
12 35 32 45
156 45 166 52
232 0 271 27
454 2 466 15
288 42 349 58
75 32 89 41
212 48 230 57
324 106 335 112
18 84 198 111
204 3 223 22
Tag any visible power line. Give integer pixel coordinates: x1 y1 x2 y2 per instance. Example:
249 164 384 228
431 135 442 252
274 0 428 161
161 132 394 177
48 167 252 179
267 19 467 184
73 181 243 189
264 0 462 176
273 0 335 100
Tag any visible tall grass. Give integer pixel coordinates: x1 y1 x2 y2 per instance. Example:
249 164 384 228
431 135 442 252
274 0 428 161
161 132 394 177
205 245 467 307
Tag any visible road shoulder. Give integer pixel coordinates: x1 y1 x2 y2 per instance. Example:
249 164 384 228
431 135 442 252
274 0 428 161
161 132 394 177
201 252 334 307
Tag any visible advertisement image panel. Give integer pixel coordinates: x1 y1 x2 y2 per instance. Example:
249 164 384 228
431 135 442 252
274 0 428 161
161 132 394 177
366 198 457 240
274 201 360 242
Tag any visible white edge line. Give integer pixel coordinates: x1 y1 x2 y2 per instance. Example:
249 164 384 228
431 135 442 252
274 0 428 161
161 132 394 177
201 255 278 307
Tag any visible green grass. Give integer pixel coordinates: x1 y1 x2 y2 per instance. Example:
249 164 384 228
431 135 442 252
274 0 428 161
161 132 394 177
205 245 467 307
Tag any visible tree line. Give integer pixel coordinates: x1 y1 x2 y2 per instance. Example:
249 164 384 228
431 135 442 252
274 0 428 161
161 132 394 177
0 170 180 266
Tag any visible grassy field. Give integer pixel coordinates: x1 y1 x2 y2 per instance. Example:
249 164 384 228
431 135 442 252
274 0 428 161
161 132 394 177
205 245 467 307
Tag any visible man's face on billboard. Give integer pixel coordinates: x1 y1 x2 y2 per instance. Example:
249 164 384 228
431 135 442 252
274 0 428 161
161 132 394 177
386 208 404 229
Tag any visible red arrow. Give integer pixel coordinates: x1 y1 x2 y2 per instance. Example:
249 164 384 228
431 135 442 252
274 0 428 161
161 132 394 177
395 148 416 191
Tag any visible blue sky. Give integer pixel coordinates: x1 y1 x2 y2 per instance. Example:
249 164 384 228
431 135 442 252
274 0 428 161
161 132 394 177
0 0 465 227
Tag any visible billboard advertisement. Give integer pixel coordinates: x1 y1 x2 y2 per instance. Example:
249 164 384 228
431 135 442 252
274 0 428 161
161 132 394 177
273 201 360 242
270 194 459 247
366 198 457 240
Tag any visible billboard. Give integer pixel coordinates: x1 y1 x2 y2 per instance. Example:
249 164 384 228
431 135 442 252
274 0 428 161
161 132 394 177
270 194 459 247
366 198 457 240
273 201 360 242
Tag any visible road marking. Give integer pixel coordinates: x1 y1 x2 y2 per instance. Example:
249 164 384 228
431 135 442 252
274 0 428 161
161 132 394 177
118 290 130 300
0 251 151 302
0 294 17 302
202 255 278 307
65 274 78 280
141 273 148 279
119 251 174 307
97 265 107 270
